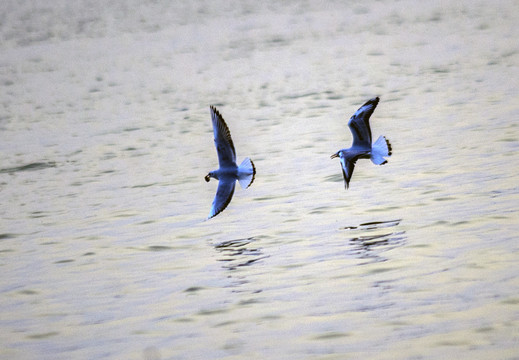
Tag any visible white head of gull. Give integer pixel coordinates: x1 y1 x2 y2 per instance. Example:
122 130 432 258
331 97 392 189
205 106 256 218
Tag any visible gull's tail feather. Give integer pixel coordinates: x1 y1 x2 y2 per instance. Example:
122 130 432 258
237 157 256 189
371 136 392 165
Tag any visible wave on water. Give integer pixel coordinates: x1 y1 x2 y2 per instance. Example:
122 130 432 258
0 162 56 174
341 219 406 263
214 236 269 271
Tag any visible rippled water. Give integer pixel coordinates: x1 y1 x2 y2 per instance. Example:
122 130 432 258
1 1 518 359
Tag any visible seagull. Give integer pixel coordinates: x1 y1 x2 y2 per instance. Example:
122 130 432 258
205 106 256 218
331 97 392 189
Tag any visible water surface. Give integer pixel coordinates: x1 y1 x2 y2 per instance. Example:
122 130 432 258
1 1 518 359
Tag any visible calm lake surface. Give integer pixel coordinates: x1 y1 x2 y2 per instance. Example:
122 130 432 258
1 1 518 359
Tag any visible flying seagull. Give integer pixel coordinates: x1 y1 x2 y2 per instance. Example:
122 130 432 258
205 106 256 218
331 97 392 189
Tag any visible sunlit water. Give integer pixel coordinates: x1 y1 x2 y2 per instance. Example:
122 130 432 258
1 1 518 359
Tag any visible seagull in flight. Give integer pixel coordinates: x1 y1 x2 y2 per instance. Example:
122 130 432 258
205 106 256 218
331 97 392 189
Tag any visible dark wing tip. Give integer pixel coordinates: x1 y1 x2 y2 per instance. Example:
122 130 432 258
208 183 235 219
364 96 380 108
210 105 224 123
210 105 236 156
341 165 350 190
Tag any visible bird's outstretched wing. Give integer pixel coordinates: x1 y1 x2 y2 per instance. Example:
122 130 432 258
340 156 356 189
208 178 236 219
210 106 236 167
348 97 379 148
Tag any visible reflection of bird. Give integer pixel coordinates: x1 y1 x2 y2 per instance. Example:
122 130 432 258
205 106 256 218
331 97 392 189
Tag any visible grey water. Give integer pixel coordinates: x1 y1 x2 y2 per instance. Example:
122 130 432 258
1 1 518 359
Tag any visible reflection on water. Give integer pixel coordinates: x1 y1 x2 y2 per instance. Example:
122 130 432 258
1 0 518 359
214 237 269 271
343 219 402 231
342 219 406 263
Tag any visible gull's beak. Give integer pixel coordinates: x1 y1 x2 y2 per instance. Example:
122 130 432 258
204 174 211 182
330 153 339 159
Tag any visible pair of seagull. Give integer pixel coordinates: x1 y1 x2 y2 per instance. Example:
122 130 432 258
205 97 392 219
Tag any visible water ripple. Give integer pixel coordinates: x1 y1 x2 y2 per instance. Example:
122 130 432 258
0 162 56 174
341 219 406 263
342 219 402 230
214 237 269 271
